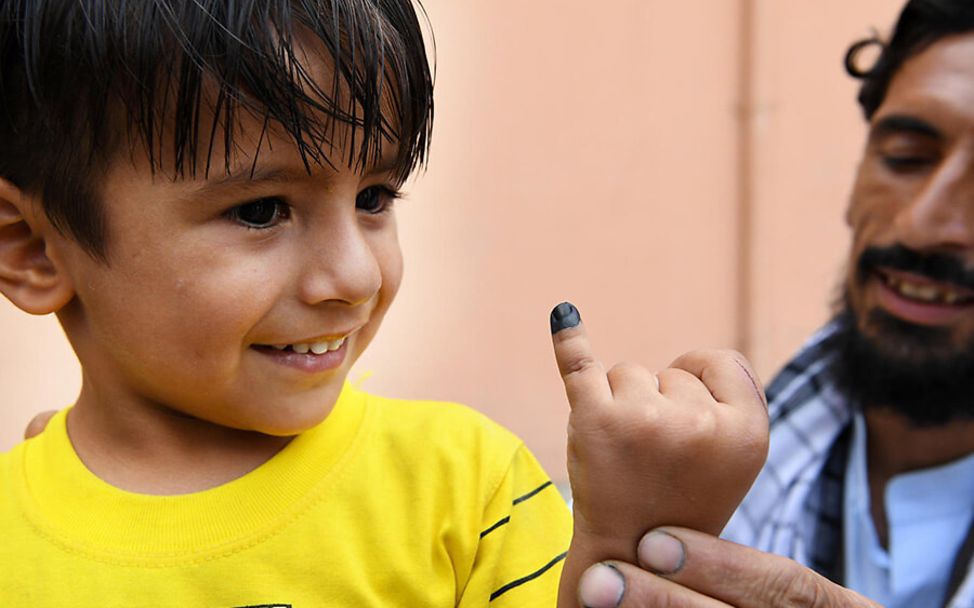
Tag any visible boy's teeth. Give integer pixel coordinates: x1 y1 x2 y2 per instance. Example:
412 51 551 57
309 337 347 353
274 337 347 355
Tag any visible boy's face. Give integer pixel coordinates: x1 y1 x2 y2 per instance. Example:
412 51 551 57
52 112 404 436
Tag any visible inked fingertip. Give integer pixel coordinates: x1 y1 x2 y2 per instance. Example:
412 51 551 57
550 301 581 334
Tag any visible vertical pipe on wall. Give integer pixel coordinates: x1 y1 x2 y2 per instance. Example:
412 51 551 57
735 0 756 357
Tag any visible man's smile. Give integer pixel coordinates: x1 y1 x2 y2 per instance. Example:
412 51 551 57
872 267 974 325
877 267 974 305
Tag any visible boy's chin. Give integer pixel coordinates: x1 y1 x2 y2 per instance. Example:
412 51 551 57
244 403 336 437
260 387 346 435
254 419 326 438
191 393 340 438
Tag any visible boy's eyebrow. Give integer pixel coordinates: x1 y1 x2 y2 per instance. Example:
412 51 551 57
189 155 402 197
869 114 943 142
193 167 304 196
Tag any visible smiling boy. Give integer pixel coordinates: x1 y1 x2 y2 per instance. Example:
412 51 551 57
0 1 768 605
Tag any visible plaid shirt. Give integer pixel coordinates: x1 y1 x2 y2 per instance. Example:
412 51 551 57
722 322 974 608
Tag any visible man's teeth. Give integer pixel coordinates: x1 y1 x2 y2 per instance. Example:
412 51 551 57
271 337 347 354
884 275 969 304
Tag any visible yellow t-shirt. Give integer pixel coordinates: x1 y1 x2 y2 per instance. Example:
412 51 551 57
0 384 571 606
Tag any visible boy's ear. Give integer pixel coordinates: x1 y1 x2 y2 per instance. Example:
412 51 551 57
0 178 75 314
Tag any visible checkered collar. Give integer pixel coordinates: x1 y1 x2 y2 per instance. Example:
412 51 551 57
722 320 974 608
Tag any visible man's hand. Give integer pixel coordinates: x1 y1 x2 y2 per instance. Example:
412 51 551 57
577 527 881 607
24 410 55 439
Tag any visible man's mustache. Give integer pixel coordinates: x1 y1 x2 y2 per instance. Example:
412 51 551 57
857 244 974 290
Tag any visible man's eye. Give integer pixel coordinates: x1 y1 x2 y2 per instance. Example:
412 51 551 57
227 197 291 229
877 141 938 174
881 155 935 173
356 185 400 214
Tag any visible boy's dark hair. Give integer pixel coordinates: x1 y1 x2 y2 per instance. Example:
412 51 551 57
0 0 434 260
845 0 974 120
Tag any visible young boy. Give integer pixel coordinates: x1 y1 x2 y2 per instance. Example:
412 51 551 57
0 1 768 605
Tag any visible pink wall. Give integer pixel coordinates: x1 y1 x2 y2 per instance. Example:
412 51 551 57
0 1 904 485
745 0 902 373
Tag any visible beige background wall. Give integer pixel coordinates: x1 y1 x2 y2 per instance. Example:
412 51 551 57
0 1 903 485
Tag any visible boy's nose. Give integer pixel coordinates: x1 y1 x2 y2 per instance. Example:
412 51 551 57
297 217 383 308
895 153 974 252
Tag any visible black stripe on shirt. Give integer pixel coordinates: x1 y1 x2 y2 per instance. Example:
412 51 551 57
479 480 556 542
512 480 552 506
489 551 568 602
480 516 511 538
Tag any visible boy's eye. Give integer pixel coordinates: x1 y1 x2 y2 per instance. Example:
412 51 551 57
356 185 400 214
227 197 291 229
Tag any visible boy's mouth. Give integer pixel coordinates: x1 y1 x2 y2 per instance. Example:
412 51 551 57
255 336 348 355
251 333 353 374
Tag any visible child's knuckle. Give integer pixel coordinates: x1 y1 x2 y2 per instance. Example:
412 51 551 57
562 353 600 377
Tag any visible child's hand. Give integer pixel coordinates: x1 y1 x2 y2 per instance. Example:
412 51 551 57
550 302 769 561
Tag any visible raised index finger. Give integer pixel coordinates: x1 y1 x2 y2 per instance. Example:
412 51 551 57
550 302 612 410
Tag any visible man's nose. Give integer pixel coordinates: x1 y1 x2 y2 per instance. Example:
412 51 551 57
895 152 974 252
297 215 382 307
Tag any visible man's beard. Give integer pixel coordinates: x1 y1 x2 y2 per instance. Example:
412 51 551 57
833 245 974 427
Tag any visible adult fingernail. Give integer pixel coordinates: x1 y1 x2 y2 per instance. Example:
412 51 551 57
578 563 625 608
550 301 581 334
638 530 686 575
